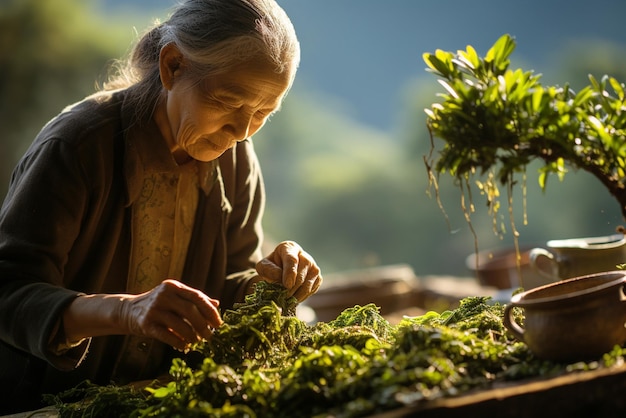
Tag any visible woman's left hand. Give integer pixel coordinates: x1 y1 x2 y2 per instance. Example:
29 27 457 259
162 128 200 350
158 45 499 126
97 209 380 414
255 240 323 301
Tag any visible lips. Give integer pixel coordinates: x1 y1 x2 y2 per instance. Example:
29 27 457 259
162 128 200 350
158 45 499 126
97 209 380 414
200 136 229 151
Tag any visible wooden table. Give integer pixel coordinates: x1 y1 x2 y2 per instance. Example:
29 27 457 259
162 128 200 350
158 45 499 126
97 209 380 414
370 363 626 417
2 407 58 418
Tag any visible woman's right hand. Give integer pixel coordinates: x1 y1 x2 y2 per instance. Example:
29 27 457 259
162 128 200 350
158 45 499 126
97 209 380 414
117 279 223 351
61 279 223 352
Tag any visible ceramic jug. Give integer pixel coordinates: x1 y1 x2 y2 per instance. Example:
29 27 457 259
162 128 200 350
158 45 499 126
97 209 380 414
529 233 626 282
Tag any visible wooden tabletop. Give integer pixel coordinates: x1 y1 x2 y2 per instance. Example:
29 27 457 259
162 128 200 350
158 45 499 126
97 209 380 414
369 362 626 417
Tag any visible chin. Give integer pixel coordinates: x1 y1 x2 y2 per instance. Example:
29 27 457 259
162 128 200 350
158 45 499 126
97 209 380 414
190 138 233 161
193 149 227 162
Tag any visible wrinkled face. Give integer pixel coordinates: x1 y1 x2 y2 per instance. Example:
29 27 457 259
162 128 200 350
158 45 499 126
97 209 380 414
157 49 293 163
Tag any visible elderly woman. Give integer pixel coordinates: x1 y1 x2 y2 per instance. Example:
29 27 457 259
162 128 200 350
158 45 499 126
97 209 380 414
0 0 322 413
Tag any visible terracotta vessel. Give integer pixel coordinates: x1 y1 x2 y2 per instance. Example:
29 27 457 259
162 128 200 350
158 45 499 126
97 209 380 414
465 246 545 290
504 271 626 361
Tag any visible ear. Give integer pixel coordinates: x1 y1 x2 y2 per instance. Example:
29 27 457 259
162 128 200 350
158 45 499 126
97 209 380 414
159 43 185 90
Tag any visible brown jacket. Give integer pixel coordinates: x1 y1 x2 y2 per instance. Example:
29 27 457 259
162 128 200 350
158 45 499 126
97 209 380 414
0 89 265 412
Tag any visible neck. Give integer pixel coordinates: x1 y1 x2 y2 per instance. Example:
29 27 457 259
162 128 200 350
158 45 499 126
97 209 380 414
153 93 191 166
172 149 193 165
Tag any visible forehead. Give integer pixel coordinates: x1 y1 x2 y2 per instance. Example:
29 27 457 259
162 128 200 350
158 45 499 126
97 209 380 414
201 59 293 104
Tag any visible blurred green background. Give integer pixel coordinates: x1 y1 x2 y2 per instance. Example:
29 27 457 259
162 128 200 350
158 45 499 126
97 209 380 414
2 0 626 279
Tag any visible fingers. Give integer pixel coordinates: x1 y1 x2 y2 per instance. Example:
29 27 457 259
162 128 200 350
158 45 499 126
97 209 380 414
143 310 199 351
275 241 301 289
290 252 323 301
261 240 304 289
255 258 284 283
173 282 223 329
291 265 323 302
125 279 223 350
255 241 323 302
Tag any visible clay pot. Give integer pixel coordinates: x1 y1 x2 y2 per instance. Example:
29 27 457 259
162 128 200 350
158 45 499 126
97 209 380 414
503 271 626 362
465 246 545 290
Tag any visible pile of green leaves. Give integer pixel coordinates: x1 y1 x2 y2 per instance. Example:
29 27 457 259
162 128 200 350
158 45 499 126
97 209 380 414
46 282 626 418
423 33 626 228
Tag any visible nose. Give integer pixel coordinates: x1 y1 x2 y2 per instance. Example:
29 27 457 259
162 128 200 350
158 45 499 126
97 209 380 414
228 111 254 142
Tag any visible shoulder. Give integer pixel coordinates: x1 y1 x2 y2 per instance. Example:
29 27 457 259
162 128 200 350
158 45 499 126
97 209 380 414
11 91 131 190
35 90 126 150
17 91 130 172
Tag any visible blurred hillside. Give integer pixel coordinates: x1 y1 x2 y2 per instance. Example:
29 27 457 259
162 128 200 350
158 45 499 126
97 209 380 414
2 0 626 279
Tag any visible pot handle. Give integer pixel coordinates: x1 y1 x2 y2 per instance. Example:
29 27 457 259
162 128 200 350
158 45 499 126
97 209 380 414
503 303 526 343
529 248 560 283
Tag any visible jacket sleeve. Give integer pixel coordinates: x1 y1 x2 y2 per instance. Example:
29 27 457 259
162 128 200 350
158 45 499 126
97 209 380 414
219 139 266 304
0 136 91 370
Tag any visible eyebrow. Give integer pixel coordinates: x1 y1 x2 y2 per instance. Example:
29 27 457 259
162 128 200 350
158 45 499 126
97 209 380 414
217 84 285 111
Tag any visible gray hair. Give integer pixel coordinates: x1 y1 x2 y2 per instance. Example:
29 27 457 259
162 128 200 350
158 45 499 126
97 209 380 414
103 0 300 123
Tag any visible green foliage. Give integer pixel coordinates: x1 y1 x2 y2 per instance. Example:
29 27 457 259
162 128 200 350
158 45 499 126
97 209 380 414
46 283 626 418
328 303 392 338
43 381 149 417
194 281 305 369
423 34 626 225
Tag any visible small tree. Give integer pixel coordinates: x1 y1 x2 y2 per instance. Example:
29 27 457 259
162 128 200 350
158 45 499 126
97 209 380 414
423 34 626 241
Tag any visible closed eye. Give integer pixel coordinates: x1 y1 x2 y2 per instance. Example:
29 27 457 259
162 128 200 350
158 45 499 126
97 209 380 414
255 109 278 122
219 101 240 111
